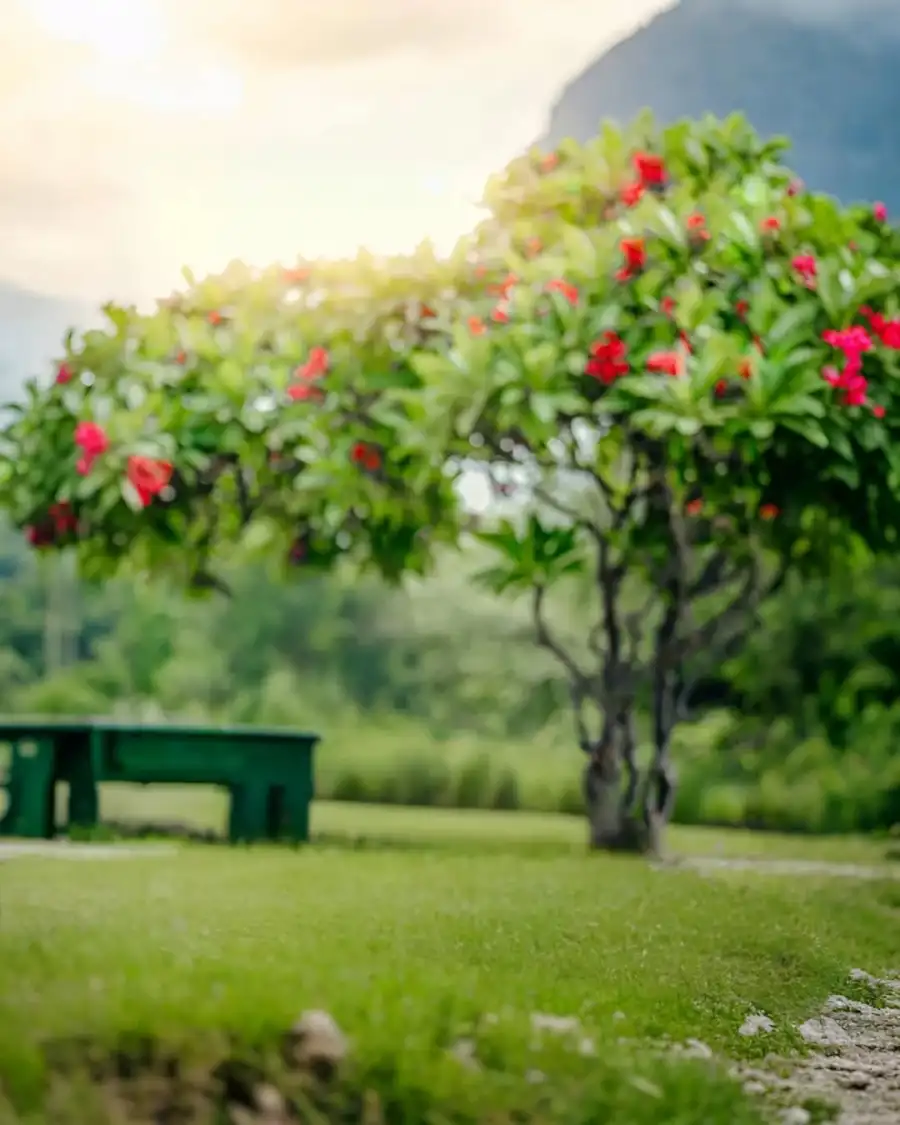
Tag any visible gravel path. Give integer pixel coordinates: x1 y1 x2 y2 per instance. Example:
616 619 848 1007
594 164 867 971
665 855 900 880
734 970 900 1125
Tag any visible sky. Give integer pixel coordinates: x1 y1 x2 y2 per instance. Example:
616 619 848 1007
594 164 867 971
3 0 675 306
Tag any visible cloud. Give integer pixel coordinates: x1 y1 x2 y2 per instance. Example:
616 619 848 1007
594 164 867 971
163 0 521 69
2 0 671 303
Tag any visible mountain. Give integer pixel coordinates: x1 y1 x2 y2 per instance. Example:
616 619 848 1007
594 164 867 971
544 0 900 211
0 282 90 400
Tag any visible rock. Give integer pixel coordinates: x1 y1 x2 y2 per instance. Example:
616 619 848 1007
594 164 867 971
739 1013 775 1036
839 1070 872 1090
529 1012 581 1035
254 1084 286 1116
683 1038 713 1060
286 1010 348 1078
780 1108 811 1125
797 1017 852 1047
448 1038 479 1070
743 1080 767 1096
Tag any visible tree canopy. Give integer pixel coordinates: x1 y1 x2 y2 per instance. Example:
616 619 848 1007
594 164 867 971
3 111 900 847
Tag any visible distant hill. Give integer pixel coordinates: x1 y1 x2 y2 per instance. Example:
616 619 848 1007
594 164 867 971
0 282 90 400
544 0 900 210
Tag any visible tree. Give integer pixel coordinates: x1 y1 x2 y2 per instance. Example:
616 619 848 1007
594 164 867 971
2 113 900 852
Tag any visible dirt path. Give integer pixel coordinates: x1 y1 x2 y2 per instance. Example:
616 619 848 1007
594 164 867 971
667 855 900 881
0 840 178 861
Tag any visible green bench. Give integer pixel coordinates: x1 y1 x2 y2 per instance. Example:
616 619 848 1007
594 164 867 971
0 719 319 843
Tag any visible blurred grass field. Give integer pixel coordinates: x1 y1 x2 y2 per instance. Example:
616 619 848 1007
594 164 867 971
85 782 894 865
2 814 899 1125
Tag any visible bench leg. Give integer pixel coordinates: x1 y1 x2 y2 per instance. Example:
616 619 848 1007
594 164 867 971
266 784 310 843
3 740 57 838
228 783 269 843
67 747 99 830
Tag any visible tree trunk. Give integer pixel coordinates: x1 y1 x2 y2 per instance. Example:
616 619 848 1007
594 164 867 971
582 716 654 854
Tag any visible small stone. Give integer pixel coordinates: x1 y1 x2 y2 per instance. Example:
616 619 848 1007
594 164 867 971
840 1070 872 1090
254 1084 285 1116
739 1013 775 1036
530 1012 581 1035
449 1038 479 1070
780 1108 811 1125
743 1080 767 1096
683 1038 713 1060
286 1010 348 1078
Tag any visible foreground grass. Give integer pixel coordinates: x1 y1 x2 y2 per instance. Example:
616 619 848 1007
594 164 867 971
1 829 898 1124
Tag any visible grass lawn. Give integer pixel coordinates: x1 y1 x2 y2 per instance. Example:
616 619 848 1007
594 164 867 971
1 804 898 1124
93 782 894 864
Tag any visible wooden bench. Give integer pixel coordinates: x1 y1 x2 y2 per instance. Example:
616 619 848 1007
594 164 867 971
0 719 319 843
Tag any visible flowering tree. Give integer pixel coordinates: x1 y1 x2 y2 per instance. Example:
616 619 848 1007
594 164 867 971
3 112 900 852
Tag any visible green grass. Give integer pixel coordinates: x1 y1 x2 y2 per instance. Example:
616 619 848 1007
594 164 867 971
1 807 898 1124
90 783 894 864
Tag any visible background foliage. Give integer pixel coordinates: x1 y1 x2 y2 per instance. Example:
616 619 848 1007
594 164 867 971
0 518 898 834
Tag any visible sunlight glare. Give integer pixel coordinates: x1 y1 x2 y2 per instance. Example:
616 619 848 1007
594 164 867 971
26 0 165 61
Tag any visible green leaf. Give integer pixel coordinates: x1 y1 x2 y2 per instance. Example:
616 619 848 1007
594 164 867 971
120 479 144 512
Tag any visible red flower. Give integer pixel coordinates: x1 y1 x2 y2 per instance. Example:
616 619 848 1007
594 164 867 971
760 216 781 232
468 316 487 335
786 178 804 197
208 310 224 326
351 442 382 472
841 371 869 407
525 236 543 256
860 308 900 350
660 296 675 317
585 332 629 384
738 358 753 380
126 456 173 507
679 331 692 354
48 501 77 535
74 421 109 475
759 503 780 521
685 498 703 516
492 273 519 298
873 404 887 419
25 525 48 548
287 383 323 402
617 237 646 280
735 300 749 320
288 345 329 401
686 213 709 240
632 152 666 187
296 346 329 381
822 326 873 355
175 350 187 365
491 303 510 323
874 202 888 222
539 152 559 173
284 267 309 284
546 278 579 305
620 180 645 207
824 356 869 405
420 304 436 319
646 350 683 377
56 363 73 385
791 254 817 286
714 379 728 397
